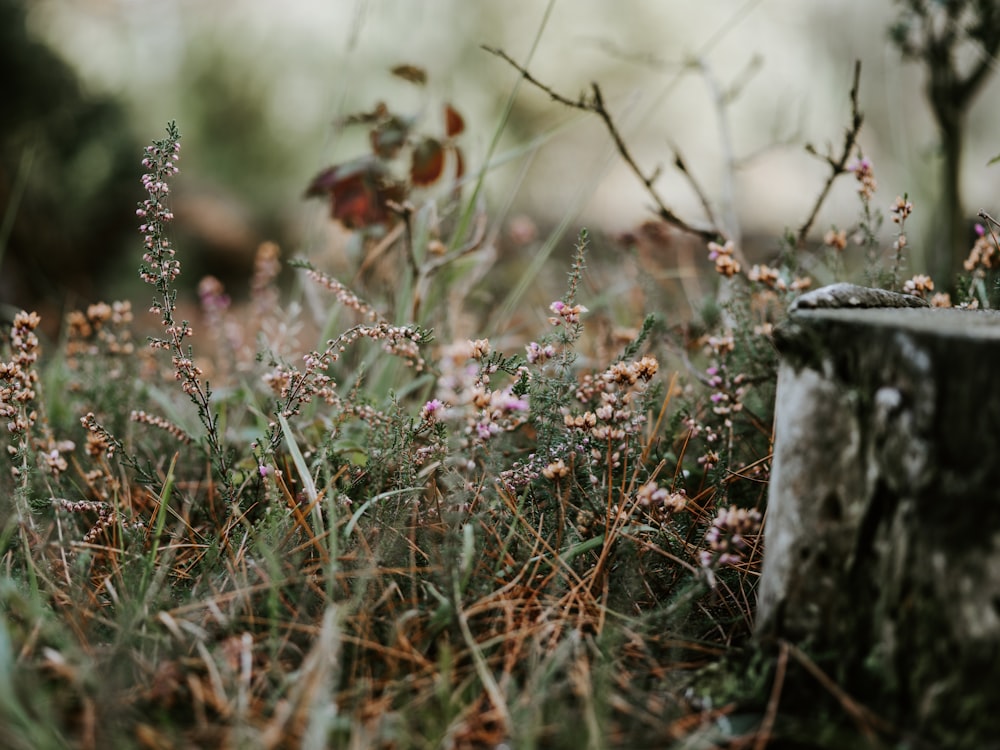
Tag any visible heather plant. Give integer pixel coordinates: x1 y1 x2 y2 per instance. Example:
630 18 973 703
2 49 989 747
0 116 765 748
948 209 1000 308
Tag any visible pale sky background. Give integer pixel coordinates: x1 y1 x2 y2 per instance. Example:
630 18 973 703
24 0 1000 276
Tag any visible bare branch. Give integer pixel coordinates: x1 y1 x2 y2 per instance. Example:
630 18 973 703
796 60 864 248
481 45 583 109
482 44 721 242
672 146 722 235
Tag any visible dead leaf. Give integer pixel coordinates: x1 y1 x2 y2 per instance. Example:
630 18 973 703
444 103 465 137
391 64 427 85
410 138 445 186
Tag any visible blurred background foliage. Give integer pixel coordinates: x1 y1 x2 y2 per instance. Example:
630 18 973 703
4 0 1000 318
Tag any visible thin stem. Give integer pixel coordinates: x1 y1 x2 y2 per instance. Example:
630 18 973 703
797 61 864 247
482 45 721 242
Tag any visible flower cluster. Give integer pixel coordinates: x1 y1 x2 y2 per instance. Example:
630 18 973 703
636 480 687 521
707 240 740 277
40 442 71 478
263 355 338 417
849 157 877 201
65 301 135 367
964 223 998 271
301 262 430 374
197 277 233 359
823 227 848 251
683 323 763 476
80 412 121 459
131 409 192 445
171 354 204 397
541 458 569 480
746 263 781 289
428 339 529 447
257 263 437 473
700 505 762 568
526 354 658 490
0 311 52 486
469 338 491 360
304 267 380 322
261 322 430 468
419 398 444 423
434 341 482 402
499 443 572 489
684 415 722 472
707 333 734 356
745 265 812 295
1 311 41 448
52 497 145 546
901 274 934 298
455 326 656 492
548 300 588 326
137 125 182 293
888 194 914 283
525 341 556 365
469 382 529 441
134 122 227 471
84 427 111 459
706 365 747 420
890 194 913 224
563 356 659 445
348 323 429 372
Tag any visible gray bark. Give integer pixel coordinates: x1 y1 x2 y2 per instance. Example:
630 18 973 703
757 299 1000 747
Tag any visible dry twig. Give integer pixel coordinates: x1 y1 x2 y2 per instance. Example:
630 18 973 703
483 45 721 242
797 61 864 247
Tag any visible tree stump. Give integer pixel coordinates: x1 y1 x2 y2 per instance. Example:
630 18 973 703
756 300 1000 747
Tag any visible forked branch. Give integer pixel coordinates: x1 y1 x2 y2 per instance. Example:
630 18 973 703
483 44 722 242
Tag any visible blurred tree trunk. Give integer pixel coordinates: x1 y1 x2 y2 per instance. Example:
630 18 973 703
935 107 965 287
926 32 979 289
891 0 1000 288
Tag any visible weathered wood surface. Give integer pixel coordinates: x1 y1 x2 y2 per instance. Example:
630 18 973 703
757 302 1000 747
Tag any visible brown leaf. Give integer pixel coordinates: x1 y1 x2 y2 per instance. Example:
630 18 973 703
391 64 427 85
444 103 465 137
410 138 445 186
305 156 406 229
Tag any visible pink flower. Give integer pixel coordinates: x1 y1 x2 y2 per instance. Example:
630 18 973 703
421 398 444 420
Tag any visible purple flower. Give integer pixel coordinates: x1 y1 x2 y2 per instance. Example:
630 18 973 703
849 157 872 173
421 398 444 420
501 395 529 412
